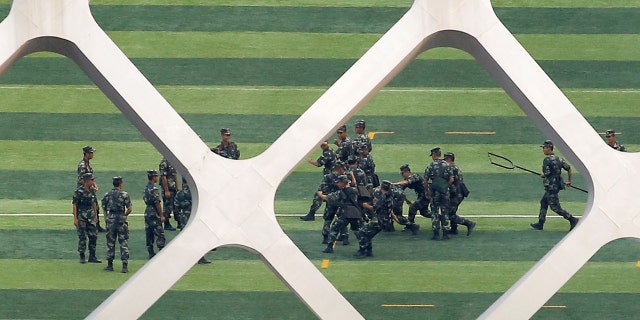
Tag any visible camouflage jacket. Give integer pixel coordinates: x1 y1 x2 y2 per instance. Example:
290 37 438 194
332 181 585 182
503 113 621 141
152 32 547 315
211 141 240 160
159 158 178 192
316 147 337 175
403 172 426 200
335 137 352 162
102 187 131 219
542 153 570 192
73 186 96 220
143 182 162 217
174 185 192 214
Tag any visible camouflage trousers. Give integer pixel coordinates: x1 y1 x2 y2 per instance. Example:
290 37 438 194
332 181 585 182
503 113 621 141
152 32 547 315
429 190 450 231
357 217 383 250
407 197 430 223
307 193 323 215
327 214 362 244
447 196 472 225
322 205 348 240
145 216 166 251
538 190 572 222
162 190 177 222
77 219 98 254
106 219 129 262
178 209 191 229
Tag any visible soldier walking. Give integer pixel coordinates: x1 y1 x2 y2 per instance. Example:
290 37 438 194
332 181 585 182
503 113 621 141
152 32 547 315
300 141 337 221
443 152 476 236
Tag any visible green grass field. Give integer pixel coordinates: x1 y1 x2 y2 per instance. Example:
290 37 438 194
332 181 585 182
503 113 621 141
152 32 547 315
0 0 639 319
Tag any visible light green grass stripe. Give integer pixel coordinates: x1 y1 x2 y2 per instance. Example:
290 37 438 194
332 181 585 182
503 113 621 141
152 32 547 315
0 259 636 293
85 0 640 8
2 86 639 117
26 33 640 61
0 141 586 173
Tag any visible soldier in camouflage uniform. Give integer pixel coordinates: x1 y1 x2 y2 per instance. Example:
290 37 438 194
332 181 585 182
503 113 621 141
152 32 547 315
605 129 626 151
77 145 105 232
101 176 132 273
333 125 352 162
321 175 363 254
319 161 349 245
358 147 379 188
173 178 211 264
443 152 476 236
352 119 372 155
391 164 424 235
300 141 337 221
388 184 419 234
158 158 178 231
355 180 394 258
211 127 240 160
73 172 101 264
424 147 453 240
143 170 166 259
530 140 579 231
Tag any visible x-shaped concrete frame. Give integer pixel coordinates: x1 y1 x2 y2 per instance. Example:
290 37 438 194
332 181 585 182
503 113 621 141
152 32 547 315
1 0 637 319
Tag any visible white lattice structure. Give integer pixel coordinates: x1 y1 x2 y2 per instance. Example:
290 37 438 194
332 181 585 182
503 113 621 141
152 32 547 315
1 0 637 319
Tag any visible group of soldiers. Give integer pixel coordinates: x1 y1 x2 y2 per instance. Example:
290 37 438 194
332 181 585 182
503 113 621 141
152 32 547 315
301 120 476 258
71 128 239 272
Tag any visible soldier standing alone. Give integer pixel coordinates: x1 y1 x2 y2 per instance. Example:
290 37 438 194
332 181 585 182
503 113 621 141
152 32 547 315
144 170 166 259
211 128 240 160
101 176 132 273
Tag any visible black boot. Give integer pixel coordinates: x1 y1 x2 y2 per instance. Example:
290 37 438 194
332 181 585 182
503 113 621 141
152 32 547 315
121 262 128 273
197 257 211 264
366 246 373 257
449 223 459 235
321 234 328 244
164 220 176 231
353 247 367 258
466 221 476 236
322 242 334 253
299 212 315 221
569 217 579 231
342 235 350 246
148 248 156 259
442 229 450 240
431 230 440 241
530 220 544 230
104 260 114 271
408 223 420 235
79 253 86 264
88 252 102 263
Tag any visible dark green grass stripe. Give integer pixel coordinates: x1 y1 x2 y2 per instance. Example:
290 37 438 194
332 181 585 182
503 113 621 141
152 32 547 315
0 290 638 320
1 5 639 34
0 290 637 320
2 113 638 145
0 170 590 203
0 228 634 262
2 58 639 88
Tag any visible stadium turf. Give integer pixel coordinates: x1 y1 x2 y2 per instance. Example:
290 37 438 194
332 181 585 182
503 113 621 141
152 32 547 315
0 0 639 319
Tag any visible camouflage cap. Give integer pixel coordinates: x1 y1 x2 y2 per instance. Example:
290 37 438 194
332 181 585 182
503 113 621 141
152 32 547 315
334 160 346 169
347 155 358 164
444 152 455 160
381 180 391 191
430 147 441 156
605 129 616 137
354 119 365 128
112 176 123 184
400 164 410 172
147 169 159 177
220 127 231 135
336 125 347 133
540 140 554 148
82 145 95 153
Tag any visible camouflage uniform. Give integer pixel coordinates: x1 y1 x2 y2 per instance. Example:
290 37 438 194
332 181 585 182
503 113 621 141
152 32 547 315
322 181 363 253
174 182 192 229
355 182 393 257
211 127 240 159
425 150 453 239
403 172 430 224
77 145 104 232
334 126 353 162
72 184 98 261
536 148 578 227
605 129 626 151
159 158 179 229
143 179 166 256
358 151 379 188
445 153 475 236
318 171 349 244
301 144 337 220
102 184 131 265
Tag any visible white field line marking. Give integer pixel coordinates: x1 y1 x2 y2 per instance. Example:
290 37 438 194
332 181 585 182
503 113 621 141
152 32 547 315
0 86 639 94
